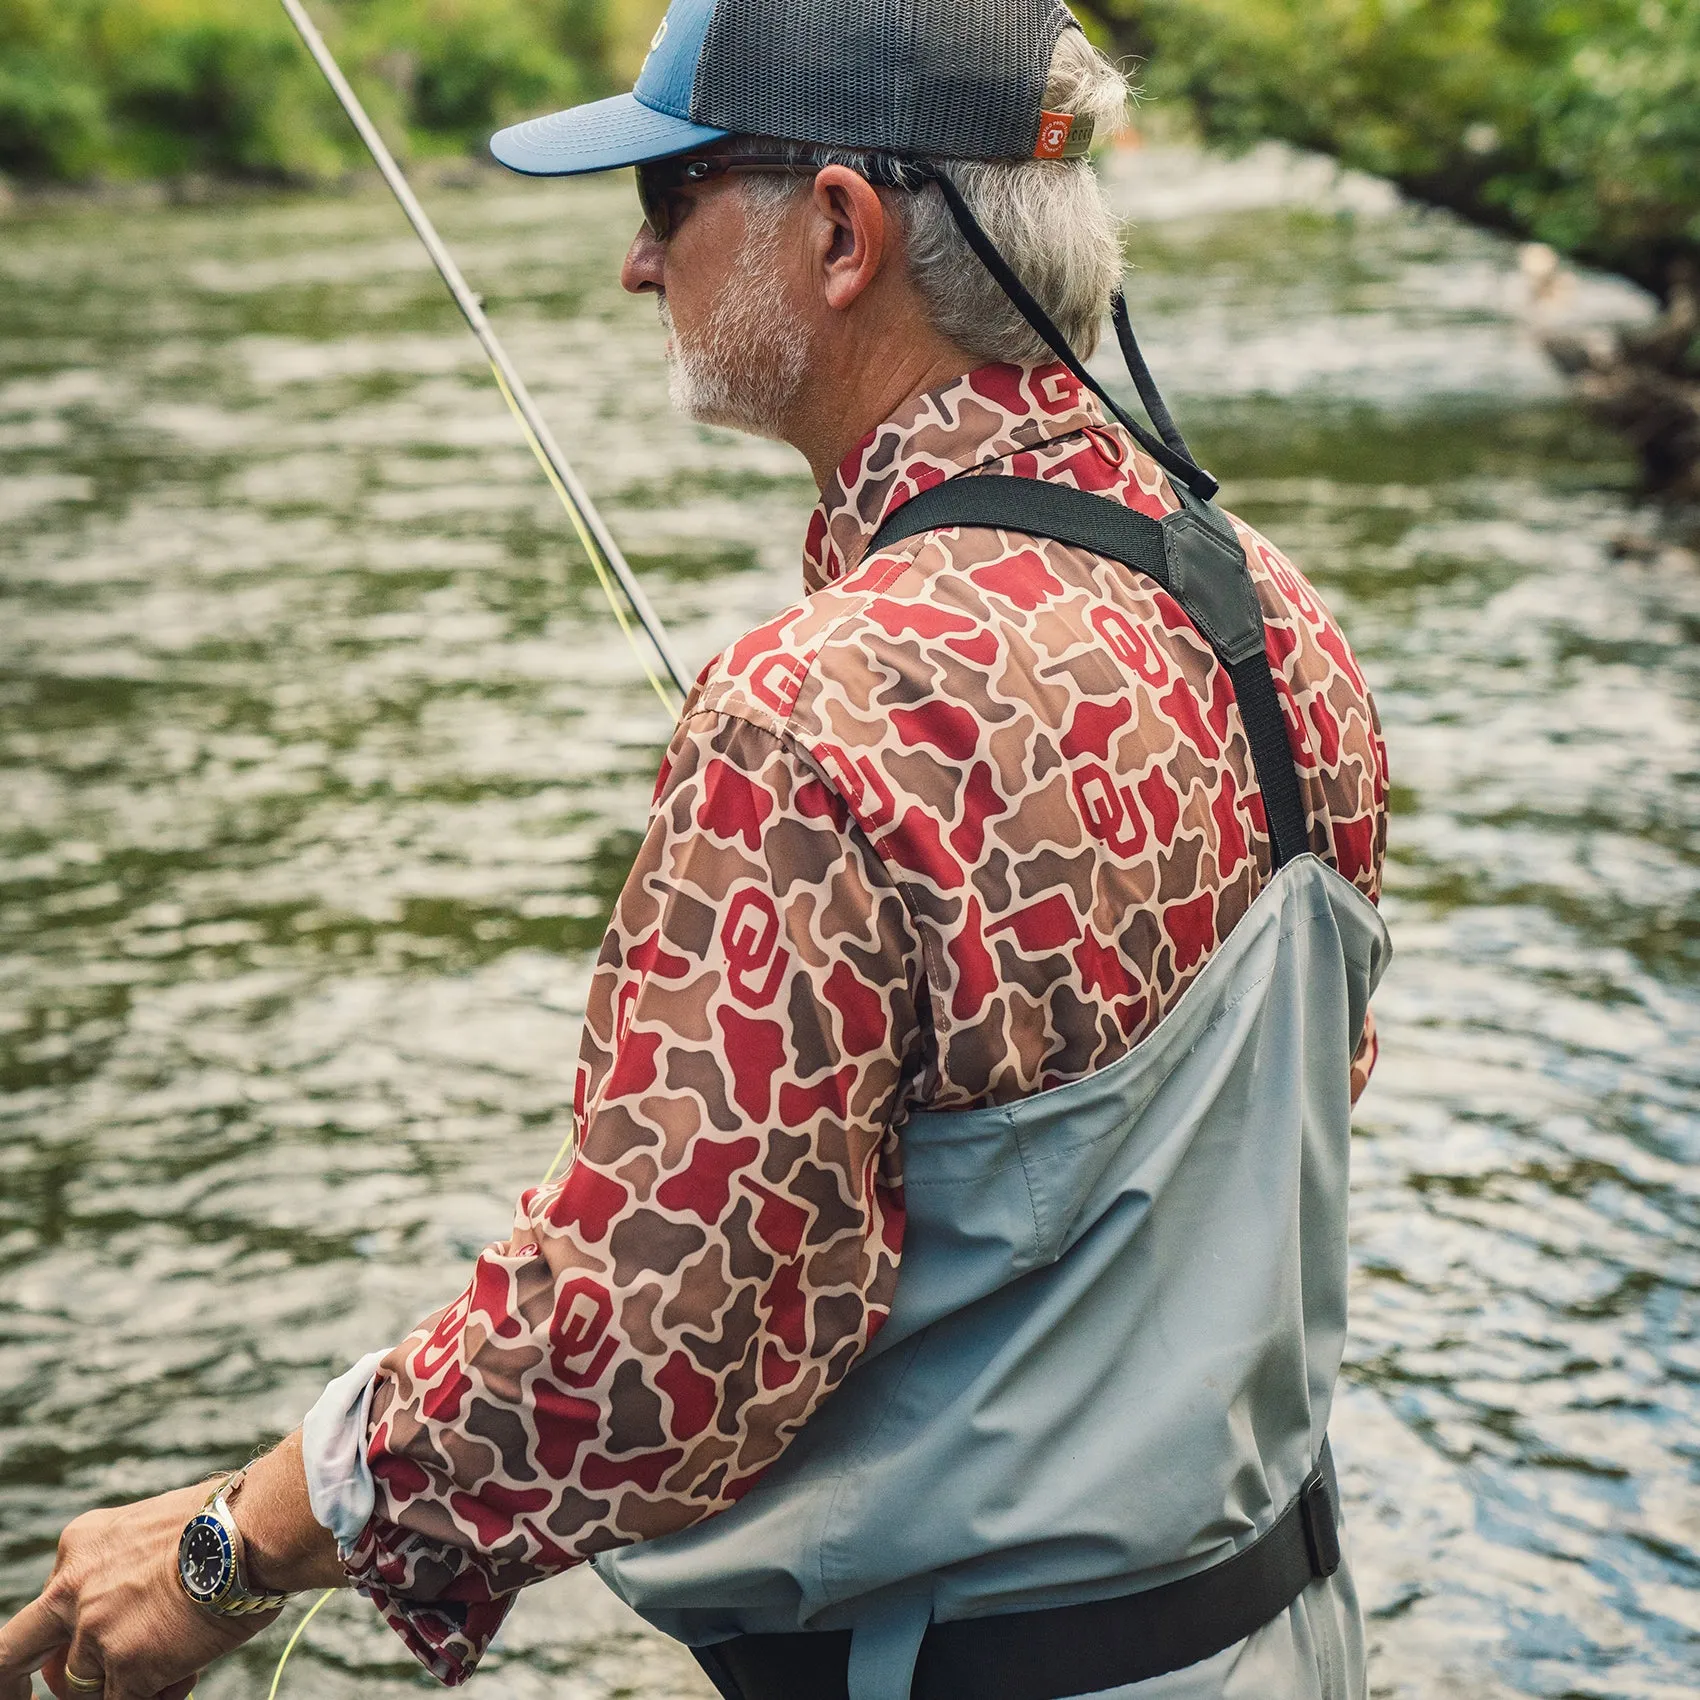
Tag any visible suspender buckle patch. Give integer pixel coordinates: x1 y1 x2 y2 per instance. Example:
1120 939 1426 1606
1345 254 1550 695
1299 1468 1342 1578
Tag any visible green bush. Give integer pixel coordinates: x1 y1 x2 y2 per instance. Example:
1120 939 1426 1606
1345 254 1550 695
0 2 106 177
344 0 609 151
1080 0 1700 299
11 0 1696 309
0 0 618 183
95 0 346 179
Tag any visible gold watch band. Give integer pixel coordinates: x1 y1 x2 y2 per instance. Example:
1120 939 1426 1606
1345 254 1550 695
198 1468 291 1617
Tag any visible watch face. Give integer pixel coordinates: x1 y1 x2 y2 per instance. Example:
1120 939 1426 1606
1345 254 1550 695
178 1515 232 1602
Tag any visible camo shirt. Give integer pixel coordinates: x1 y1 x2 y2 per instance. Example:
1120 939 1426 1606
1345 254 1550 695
339 362 1389 1682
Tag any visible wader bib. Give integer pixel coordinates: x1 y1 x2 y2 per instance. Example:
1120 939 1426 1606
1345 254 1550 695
593 475 1392 1700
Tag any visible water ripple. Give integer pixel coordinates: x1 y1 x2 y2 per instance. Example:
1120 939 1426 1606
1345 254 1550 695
2 148 1695 1698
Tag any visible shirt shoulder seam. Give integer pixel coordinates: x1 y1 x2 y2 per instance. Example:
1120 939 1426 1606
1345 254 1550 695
672 698 949 1080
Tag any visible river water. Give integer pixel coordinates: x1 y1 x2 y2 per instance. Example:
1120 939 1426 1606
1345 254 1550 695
1 144 1695 1699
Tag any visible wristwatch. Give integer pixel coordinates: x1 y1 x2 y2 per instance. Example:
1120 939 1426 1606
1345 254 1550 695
176 1468 290 1617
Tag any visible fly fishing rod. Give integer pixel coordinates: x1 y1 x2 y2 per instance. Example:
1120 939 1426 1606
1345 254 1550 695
243 12 683 1696
279 0 689 711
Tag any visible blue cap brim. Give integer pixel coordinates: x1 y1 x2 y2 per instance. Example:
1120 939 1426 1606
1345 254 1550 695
490 92 727 177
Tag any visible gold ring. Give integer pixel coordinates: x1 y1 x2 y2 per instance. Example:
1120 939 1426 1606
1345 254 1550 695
64 1669 104 1693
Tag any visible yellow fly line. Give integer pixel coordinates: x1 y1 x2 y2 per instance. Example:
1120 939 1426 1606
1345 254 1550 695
256 1073 580 1700
262 1587 334 1700
486 362 680 716
254 1069 583 1699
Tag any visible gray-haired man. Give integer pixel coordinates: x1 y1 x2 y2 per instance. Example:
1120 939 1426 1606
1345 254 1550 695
0 4 1389 1698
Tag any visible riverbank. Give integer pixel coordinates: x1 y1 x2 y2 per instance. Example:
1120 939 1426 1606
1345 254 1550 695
0 150 508 216
9 2 1695 498
14 2 1695 299
1077 0 1700 499
1082 1 1700 302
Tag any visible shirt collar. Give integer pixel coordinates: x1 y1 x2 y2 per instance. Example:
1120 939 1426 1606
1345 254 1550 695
803 362 1110 592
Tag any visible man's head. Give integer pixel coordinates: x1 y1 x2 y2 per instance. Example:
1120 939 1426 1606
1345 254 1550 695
492 3 1131 479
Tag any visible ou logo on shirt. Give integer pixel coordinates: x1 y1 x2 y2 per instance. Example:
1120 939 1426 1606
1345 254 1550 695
722 887 788 1009
551 1277 619 1387
1091 604 1169 685
814 742 897 832
1073 762 1147 858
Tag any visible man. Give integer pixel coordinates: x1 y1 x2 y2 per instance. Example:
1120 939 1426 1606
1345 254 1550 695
0 3 1390 1698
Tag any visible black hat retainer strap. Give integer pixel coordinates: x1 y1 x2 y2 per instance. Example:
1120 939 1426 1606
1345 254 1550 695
1110 291 1198 469
882 160 1219 502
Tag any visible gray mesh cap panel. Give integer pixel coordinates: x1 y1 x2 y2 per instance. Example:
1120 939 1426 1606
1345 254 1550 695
689 0 1076 159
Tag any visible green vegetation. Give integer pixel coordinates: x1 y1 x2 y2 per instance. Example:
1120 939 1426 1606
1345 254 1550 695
1080 0 1700 302
7 1 1695 308
0 0 660 183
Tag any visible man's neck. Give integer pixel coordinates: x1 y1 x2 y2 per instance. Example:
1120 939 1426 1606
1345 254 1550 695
787 330 979 490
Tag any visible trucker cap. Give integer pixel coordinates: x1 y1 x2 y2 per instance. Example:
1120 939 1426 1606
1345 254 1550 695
490 0 1082 177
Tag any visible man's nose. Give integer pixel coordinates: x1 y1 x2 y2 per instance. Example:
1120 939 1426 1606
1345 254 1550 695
622 225 666 295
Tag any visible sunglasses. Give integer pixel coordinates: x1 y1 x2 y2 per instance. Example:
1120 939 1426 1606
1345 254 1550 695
636 152 825 241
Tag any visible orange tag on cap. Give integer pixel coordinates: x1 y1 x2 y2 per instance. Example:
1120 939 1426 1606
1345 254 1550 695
1034 111 1076 159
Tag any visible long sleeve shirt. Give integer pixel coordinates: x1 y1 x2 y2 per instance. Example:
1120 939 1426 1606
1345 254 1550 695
326 361 1389 1683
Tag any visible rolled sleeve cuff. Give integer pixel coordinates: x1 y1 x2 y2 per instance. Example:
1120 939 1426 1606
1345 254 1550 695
324 1351 519 1685
301 1350 385 1554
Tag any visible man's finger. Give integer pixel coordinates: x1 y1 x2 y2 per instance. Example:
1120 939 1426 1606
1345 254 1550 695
101 1660 157 1700
0 1592 72 1677
56 1631 108 1700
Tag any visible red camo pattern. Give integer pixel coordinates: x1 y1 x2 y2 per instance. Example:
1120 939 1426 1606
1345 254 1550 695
343 362 1389 1681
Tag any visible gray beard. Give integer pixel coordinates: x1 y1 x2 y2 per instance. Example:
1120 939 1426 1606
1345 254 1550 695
659 250 812 440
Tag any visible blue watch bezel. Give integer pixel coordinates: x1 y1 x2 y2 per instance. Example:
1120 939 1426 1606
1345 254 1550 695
178 1509 237 1608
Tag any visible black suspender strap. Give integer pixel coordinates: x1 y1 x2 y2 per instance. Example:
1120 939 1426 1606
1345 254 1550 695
867 476 1314 870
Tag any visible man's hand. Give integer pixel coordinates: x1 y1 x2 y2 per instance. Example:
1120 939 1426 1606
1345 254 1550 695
0 1481 274 1700
0 1431 345 1700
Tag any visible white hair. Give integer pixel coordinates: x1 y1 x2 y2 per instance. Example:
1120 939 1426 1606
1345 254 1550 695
743 27 1131 363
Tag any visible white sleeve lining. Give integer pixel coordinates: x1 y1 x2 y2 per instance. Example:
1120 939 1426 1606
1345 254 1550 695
300 1350 386 1554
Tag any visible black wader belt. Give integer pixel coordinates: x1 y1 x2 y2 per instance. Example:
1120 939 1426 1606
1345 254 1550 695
696 1443 1342 1700
866 475 1313 869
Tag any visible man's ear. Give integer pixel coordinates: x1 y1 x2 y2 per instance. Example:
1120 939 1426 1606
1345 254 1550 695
810 165 891 313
